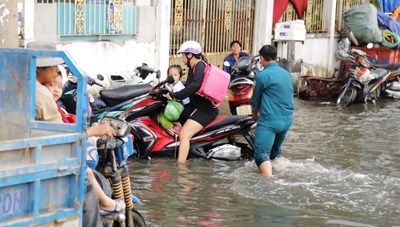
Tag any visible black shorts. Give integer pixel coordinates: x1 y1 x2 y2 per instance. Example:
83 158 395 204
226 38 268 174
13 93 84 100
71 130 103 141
178 103 218 127
189 108 218 127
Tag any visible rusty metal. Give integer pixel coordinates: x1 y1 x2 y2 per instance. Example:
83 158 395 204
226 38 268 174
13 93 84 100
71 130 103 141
225 0 232 31
175 0 183 32
75 0 85 34
114 0 123 33
169 0 255 70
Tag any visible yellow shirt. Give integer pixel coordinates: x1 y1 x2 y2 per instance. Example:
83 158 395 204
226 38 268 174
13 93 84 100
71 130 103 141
35 80 63 123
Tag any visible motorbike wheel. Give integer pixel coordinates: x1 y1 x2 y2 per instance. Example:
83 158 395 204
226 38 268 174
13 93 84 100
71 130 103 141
337 86 357 107
112 208 146 227
132 208 146 227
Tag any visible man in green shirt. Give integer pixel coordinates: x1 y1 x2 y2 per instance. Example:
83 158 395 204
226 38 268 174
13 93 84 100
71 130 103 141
251 45 294 177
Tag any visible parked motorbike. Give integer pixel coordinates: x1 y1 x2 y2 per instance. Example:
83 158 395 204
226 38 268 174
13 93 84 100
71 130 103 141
59 65 160 123
94 117 146 227
384 77 400 98
224 55 259 115
336 47 400 106
105 63 160 89
119 76 255 161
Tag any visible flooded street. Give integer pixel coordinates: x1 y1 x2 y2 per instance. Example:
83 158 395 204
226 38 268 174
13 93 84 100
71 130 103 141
129 98 400 226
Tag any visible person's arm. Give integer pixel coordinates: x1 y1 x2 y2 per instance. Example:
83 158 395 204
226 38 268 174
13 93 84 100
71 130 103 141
165 84 173 93
222 56 231 73
87 123 115 138
252 107 259 122
251 75 264 121
171 62 206 100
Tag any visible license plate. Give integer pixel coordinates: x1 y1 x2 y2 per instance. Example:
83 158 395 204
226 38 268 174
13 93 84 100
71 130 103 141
236 105 252 116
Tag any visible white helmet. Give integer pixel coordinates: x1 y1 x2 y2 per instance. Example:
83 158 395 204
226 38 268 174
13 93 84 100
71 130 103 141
177 40 202 54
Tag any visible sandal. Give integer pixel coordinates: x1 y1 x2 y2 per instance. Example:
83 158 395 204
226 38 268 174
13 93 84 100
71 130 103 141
99 199 126 215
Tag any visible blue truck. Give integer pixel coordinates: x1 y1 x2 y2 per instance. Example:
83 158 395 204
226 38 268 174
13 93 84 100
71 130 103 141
0 48 88 226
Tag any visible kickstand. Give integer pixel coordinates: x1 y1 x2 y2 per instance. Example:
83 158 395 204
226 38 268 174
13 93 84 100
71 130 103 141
174 134 178 159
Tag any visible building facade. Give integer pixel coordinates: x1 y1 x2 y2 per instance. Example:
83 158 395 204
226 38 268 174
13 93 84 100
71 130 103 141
19 0 370 79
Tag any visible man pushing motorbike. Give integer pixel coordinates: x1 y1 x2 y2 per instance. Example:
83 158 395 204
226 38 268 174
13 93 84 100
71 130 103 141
251 45 294 177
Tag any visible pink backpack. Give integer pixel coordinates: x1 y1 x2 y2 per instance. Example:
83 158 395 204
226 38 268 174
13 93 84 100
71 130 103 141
195 61 230 107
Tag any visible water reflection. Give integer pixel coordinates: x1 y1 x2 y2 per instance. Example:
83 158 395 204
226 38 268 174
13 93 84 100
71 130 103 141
130 99 400 226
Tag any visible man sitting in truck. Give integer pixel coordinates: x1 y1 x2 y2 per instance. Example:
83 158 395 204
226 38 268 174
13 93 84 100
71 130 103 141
26 41 64 123
26 41 125 226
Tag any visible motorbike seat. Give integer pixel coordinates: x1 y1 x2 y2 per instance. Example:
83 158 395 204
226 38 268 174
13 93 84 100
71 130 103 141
370 68 389 79
100 84 152 101
197 115 253 135
374 63 400 71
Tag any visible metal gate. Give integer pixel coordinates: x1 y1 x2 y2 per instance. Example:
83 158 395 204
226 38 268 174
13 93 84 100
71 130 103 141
169 0 255 68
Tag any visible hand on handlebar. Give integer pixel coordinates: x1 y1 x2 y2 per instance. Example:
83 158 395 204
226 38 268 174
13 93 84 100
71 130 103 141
87 122 116 138
87 78 103 87
165 92 173 100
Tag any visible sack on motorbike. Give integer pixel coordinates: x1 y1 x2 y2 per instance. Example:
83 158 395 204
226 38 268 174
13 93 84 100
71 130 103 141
158 112 174 129
195 61 230 108
164 100 184 121
343 3 382 44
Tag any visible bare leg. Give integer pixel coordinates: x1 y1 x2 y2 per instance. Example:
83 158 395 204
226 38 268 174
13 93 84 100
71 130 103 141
87 168 125 211
258 160 273 177
177 119 203 164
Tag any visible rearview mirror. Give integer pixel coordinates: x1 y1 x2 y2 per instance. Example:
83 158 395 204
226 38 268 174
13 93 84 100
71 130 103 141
156 70 161 79
165 75 175 84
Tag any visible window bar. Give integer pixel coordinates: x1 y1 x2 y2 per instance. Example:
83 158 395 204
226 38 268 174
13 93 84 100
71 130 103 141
201 0 205 44
240 0 245 47
87 0 90 34
232 0 236 48
209 0 212 53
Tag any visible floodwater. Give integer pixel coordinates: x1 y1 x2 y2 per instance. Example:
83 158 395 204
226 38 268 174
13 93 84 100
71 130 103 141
129 98 400 226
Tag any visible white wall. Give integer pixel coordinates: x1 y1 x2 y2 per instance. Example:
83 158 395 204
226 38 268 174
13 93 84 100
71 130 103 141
252 0 274 54
277 34 338 77
34 3 57 43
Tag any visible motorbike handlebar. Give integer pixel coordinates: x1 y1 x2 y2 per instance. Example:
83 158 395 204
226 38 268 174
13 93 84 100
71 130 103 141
88 78 104 87
137 64 155 74
348 48 374 69
149 75 174 100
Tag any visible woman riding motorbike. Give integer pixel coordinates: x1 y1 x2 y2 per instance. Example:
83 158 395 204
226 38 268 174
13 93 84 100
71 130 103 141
166 40 218 164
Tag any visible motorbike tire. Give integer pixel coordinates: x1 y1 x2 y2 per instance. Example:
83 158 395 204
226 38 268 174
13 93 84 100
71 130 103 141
337 86 357 107
112 209 146 227
132 209 146 227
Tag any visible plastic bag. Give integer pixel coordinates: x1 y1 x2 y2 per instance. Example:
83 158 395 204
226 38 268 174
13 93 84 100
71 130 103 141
343 3 382 44
158 112 174 129
164 100 184 121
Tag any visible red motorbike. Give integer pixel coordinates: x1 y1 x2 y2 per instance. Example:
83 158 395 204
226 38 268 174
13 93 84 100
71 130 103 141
119 76 255 161
225 56 259 116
